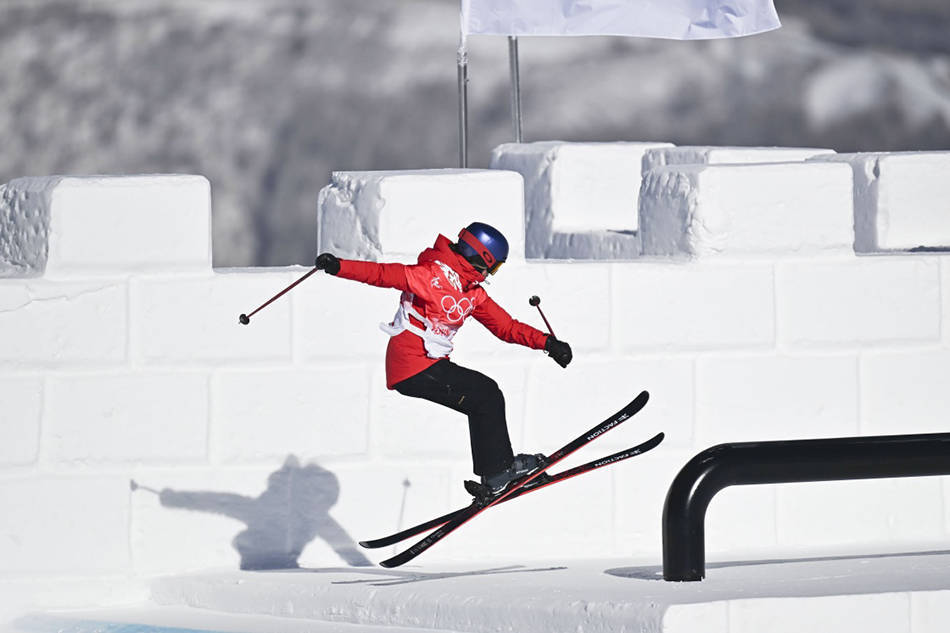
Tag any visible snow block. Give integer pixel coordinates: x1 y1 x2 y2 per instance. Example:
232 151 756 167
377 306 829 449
451 261 611 355
810 151 950 252
44 372 208 465
777 478 945 549
695 355 859 445
612 263 775 350
0 175 211 278
524 357 691 453
0 280 127 367
491 141 673 259
293 271 403 362
0 178 58 277
327 463 453 566
862 349 950 435
703 485 779 555
211 368 371 463
131 466 291 574
0 476 130 574
546 230 641 260
0 375 42 466
642 145 834 172
12 609 444 633
146 558 950 633
134 461 449 572
776 257 941 347
718 593 913 633
131 270 295 364
640 162 854 258
317 169 524 263
915 593 950 633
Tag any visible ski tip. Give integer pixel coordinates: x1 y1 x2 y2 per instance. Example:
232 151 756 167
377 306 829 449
358 541 371 549
643 431 664 446
625 390 650 415
378 558 400 569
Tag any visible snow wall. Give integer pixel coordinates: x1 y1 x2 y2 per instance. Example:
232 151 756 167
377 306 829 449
2 144 950 618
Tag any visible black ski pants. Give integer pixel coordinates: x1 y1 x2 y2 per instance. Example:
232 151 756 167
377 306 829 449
393 359 514 477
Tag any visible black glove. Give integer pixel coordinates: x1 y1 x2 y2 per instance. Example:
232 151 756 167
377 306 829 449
314 252 340 275
544 335 572 368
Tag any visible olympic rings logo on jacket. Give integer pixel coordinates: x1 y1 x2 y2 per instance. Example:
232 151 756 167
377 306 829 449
441 295 474 323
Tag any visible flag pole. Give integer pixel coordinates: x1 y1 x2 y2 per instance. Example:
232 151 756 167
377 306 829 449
457 36 469 168
508 35 523 142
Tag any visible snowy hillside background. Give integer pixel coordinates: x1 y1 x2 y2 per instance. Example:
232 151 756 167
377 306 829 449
2 0 949 266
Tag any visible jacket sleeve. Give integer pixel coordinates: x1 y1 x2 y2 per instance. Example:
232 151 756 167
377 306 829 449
472 295 549 350
336 259 419 292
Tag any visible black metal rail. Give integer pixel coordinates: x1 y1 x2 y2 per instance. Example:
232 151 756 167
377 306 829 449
662 432 950 581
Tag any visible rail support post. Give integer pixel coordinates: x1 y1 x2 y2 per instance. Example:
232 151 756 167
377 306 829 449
662 433 950 582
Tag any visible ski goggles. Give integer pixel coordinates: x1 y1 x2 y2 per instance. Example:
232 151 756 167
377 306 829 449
458 229 505 275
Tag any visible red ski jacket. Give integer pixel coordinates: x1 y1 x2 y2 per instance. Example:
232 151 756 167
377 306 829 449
337 235 549 388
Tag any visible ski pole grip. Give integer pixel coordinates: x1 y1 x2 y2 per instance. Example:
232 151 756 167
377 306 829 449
529 295 556 338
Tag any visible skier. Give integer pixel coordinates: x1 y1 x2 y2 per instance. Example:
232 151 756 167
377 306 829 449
314 222 573 497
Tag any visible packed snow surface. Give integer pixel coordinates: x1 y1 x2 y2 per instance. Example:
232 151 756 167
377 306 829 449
126 550 950 633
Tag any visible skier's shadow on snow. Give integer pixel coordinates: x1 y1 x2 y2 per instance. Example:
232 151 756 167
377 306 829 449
149 455 372 569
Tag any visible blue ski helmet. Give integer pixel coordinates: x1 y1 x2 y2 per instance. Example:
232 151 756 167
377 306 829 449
457 222 509 275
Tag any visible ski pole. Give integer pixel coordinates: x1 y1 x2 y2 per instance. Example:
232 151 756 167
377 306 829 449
528 295 556 338
239 266 319 325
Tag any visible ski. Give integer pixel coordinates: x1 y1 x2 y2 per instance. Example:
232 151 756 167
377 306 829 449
359 430 664 549
376 390 650 568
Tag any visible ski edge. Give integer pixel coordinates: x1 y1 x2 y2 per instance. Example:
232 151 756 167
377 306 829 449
359 430 664 550
362 392 649 551
376 391 651 567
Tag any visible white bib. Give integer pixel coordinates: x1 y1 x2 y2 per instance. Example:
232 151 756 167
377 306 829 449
380 292 455 359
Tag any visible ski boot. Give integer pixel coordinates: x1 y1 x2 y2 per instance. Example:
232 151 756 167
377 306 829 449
464 453 547 504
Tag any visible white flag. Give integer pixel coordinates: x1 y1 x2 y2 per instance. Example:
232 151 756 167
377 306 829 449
461 0 780 40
